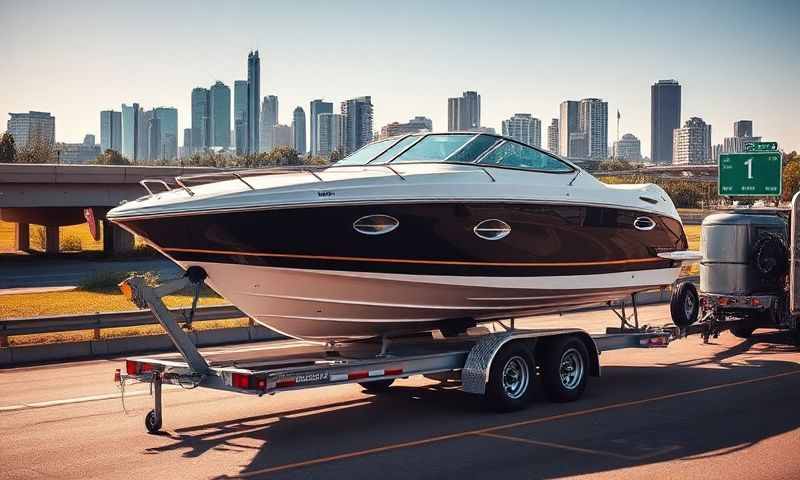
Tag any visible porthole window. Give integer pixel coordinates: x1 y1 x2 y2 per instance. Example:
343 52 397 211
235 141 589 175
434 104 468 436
353 215 399 235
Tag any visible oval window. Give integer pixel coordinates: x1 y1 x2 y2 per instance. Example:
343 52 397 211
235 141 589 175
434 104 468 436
353 215 399 235
474 219 511 240
633 216 656 231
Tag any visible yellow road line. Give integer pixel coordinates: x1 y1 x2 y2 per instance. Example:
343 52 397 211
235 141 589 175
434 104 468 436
476 432 682 460
232 369 800 478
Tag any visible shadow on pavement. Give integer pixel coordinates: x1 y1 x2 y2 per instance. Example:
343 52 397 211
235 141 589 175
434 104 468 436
139 336 800 479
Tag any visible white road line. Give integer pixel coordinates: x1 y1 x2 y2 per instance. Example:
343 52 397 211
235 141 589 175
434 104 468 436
0 386 178 412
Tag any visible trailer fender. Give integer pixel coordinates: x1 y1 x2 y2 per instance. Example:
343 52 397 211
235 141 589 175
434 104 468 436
461 330 600 395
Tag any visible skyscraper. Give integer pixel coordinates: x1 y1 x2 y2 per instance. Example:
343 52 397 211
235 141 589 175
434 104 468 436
547 118 559 154
182 128 192 158
100 110 122 152
233 80 248 155
138 109 153 161
379 116 433 138
613 133 642 161
209 81 231 148
147 116 161 161
733 120 753 138
317 113 346 157
272 124 292 149
247 50 261 154
673 117 711 165
447 91 481 131
6 111 55 149
191 88 210 152
260 95 278 152
501 114 541 147
651 79 681 164
121 103 140 160
153 107 178 160
559 100 580 158
309 99 333 156
579 98 608 160
341 96 373 154
292 106 306 154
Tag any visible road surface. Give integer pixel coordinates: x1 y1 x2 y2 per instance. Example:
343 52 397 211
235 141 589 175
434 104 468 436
1 304 799 479
0 256 178 290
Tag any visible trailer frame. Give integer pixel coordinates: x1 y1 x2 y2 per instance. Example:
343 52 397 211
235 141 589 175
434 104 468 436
116 273 678 433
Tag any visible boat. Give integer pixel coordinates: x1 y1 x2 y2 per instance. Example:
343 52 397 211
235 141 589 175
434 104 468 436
107 132 691 342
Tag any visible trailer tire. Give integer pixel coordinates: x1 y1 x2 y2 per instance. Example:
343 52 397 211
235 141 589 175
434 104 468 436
542 336 589 403
730 325 756 339
485 343 535 412
145 409 162 433
671 282 699 328
359 379 395 393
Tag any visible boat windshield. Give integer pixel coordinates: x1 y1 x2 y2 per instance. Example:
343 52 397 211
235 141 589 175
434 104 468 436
334 138 399 166
332 133 574 173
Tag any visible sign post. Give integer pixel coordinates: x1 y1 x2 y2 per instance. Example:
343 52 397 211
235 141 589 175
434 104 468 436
718 152 782 196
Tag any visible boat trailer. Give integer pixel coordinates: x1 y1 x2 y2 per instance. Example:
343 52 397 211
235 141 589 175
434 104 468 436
116 272 677 433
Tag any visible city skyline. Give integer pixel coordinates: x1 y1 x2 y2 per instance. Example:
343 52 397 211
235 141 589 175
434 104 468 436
1 1 798 154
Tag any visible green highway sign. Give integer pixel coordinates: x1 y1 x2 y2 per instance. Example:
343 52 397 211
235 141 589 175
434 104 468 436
719 152 782 196
744 141 778 152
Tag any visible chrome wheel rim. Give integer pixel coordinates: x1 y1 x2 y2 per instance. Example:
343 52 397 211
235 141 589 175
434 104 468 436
684 294 695 320
501 355 530 400
559 348 584 390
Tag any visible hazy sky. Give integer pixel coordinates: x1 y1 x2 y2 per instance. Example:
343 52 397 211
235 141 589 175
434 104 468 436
2 0 798 154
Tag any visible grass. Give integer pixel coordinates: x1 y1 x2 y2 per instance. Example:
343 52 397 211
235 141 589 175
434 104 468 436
0 274 237 346
0 219 147 252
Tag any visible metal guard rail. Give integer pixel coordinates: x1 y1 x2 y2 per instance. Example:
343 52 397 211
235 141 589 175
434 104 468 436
0 305 246 346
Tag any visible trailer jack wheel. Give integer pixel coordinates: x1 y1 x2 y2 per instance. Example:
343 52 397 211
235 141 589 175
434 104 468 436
145 409 162 433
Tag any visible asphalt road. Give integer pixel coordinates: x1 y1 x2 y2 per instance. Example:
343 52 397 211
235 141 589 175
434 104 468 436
0 256 178 290
1 304 799 480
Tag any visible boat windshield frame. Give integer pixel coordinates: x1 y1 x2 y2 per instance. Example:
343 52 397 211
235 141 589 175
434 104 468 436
329 132 578 175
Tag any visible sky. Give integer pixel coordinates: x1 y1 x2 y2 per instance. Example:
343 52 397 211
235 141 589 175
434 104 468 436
1 0 799 155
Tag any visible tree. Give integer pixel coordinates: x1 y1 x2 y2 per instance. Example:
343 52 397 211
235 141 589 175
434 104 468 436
304 155 330 166
0 132 16 163
16 135 55 163
94 149 131 165
782 151 800 202
597 158 633 172
264 146 301 166
328 149 344 163
184 150 228 168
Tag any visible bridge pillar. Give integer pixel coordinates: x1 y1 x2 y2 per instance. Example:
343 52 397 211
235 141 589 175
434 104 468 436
13 222 30 251
102 221 134 256
44 226 60 254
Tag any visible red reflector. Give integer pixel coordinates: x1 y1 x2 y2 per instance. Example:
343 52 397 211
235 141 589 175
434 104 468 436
256 379 266 390
276 378 296 388
114 369 121 383
751 298 761 306
348 371 369 380
126 360 137 375
718 297 736 306
140 363 154 373
384 368 403 376
232 373 250 389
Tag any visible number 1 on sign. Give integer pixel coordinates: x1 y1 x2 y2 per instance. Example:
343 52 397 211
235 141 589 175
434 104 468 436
745 158 753 179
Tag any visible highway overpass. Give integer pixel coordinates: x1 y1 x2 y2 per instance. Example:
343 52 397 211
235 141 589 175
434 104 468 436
0 163 217 254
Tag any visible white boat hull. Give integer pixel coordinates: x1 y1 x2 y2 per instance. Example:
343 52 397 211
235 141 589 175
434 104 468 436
187 261 681 341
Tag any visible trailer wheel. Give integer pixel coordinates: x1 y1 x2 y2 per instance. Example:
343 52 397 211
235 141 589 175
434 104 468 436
542 336 589 403
671 282 699 328
359 379 395 393
730 325 756 339
145 409 162 433
485 343 535 412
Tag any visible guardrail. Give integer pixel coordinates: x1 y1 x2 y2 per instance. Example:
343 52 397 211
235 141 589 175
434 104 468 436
0 304 247 347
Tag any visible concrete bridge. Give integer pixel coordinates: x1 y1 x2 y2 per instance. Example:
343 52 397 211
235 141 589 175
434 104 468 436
0 164 217 254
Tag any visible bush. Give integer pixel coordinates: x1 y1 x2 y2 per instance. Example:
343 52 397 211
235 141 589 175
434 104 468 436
60 235 82 251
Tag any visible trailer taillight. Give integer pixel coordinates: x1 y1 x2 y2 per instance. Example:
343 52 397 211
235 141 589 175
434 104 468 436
126 360 154 375
232 373 250 389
